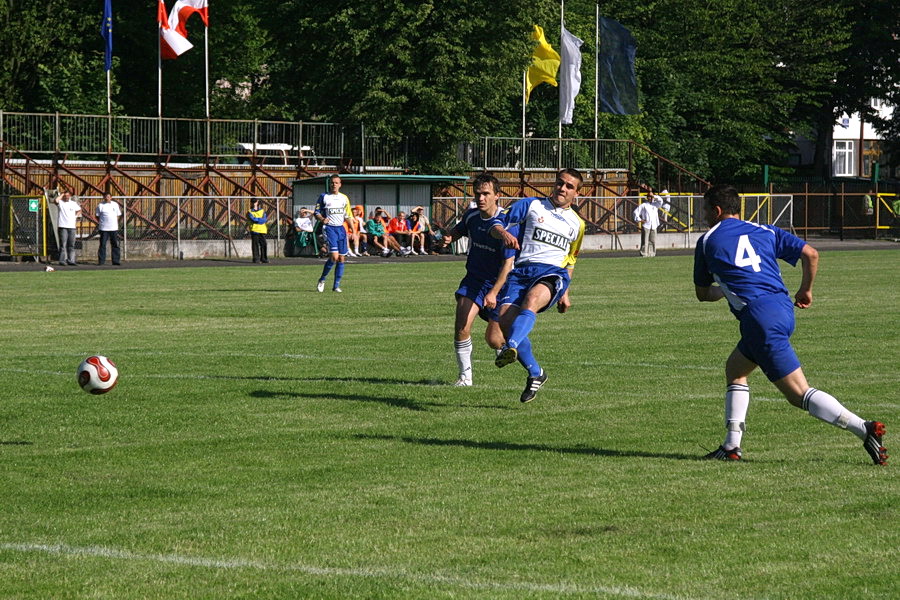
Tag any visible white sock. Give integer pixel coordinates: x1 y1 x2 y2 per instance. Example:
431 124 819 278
454 338 473 381
723 383 750 450
802 388 866 439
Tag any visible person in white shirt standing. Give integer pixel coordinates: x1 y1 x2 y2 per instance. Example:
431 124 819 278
96 192 123 265
54 190 82 266
633 191 661 257
314 174 353 292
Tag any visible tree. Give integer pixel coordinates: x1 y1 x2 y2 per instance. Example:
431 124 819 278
266 1 542 172
0 0 105 113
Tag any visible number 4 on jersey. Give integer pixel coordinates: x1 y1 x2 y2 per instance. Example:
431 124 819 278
734 235 762 272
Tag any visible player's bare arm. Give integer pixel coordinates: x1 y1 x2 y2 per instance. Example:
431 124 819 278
484 256 515 309
695 284 725 302
557 267 575 313
794 244 818 309
489 224 519 250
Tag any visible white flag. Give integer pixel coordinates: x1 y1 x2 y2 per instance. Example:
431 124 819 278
559 26 583 125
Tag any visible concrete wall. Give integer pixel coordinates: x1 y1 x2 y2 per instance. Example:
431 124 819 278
78 233 704 260
581 232 703 252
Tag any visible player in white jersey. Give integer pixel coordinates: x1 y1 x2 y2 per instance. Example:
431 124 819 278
315 175 353 292
695 184 887 464
490 168 586 403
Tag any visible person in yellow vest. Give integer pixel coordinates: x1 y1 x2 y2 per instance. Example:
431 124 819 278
247 199 269 263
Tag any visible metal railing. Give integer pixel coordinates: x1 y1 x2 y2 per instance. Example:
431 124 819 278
1 111 649 175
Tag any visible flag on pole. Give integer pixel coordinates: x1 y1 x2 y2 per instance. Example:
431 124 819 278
525 25 560 103
169 0 209 38
599 17 638 114
559 25 583 124
159 0 193 59
101 0 113 71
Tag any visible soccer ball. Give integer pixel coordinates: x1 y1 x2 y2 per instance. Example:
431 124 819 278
77 355 119 394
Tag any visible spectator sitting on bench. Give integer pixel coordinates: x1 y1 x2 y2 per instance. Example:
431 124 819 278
366 208 404 257
407 211 428 255
388 211 413 255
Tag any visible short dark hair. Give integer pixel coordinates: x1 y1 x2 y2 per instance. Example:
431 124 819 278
557 168 583 190
703 184 741 216
473 172 500 195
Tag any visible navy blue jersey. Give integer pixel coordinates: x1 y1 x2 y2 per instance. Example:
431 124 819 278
694 218 806 317
451 207 517 283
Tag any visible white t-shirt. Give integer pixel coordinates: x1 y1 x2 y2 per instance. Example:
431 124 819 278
634 201 660 229
294 216 314 232
95 201 122 231
57 198 81 228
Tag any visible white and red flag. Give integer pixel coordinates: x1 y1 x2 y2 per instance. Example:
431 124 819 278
159 0 193 59
169 0 209 39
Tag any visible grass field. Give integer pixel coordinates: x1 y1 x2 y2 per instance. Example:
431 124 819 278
1 250 897 599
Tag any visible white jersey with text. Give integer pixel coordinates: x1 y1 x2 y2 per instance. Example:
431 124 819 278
503 197 585 268
315 192 352 227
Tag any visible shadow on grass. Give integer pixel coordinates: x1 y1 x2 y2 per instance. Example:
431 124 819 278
0 440 33 446
353 433 699 460
211 375 449 386
250 389 431 411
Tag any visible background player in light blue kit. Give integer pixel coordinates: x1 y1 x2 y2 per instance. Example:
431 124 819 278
491 168 586 403
694 184 887 464
442 173 517 387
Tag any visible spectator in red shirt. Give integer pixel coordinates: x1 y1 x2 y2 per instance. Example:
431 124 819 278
387 211 412 256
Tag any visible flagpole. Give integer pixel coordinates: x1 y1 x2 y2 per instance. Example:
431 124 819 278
204 25 210 119
559 0 564 137
521 70 526 140
158 18 163 155
594 3 599 141
106 70 111 115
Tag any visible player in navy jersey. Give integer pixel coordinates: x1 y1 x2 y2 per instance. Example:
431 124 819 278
443 173 518 387
490 168 586 403
694 184 887 464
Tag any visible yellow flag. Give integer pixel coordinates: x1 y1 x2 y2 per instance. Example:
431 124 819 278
526 25 561 103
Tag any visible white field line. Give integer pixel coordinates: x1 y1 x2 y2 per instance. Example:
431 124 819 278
0 541 708 600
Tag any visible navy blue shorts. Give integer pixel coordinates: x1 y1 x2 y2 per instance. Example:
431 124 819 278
456 274 499 322
324 225 348 255
498 264 570 313
736 294 801 382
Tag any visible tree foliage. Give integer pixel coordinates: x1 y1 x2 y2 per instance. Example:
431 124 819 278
0 0 897 178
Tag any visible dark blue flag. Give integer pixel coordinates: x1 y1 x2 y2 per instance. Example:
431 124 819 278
101 0 113 71
599 17 638 115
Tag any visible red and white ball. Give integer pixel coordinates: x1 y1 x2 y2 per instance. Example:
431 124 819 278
77 355 119 394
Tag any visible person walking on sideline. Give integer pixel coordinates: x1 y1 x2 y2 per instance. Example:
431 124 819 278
96 192 122 265
315 174 352 292
694 184 887 464
247 199 268 263
442 172 517 387
491 168 586 403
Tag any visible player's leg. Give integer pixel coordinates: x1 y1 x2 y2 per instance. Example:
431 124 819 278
453 295 480 386
773 368 887 464
332 231 348 291
484 319 505 351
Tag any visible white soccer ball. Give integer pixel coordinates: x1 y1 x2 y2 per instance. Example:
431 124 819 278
77 355 119 395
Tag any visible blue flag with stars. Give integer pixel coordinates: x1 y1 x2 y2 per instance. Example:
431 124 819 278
101 0 113 71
